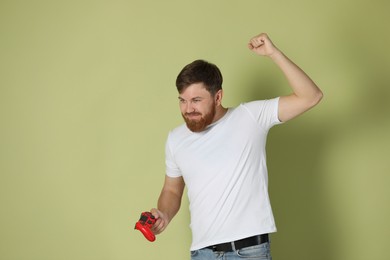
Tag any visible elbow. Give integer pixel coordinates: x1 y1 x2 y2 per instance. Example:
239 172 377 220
309 89 323 108
315 89 324 104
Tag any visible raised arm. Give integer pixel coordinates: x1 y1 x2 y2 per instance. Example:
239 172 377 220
248 33 323 122
150 175 185 235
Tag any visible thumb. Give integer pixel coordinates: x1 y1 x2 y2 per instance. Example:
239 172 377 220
150 208 160 219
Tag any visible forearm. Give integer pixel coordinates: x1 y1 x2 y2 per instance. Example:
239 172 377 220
270 50 323 104
151 176 184 234
157 189 182 223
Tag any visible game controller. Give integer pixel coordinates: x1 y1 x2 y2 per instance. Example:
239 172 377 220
134 211 156 242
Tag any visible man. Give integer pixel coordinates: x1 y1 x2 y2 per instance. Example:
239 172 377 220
150 33 323 259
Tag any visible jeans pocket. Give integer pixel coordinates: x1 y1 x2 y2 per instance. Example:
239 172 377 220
236 242 271 259
190 250 199 258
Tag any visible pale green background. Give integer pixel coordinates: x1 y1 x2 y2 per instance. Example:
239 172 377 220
1 0 389 259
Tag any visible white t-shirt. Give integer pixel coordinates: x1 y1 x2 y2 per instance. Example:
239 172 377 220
165 97 282 251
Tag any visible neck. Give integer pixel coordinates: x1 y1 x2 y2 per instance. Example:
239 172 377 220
212 106 228 123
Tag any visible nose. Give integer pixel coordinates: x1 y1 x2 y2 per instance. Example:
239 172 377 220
183 102 195 114
186 104 194 114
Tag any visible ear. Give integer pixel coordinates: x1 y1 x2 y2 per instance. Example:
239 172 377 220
215 89 223 106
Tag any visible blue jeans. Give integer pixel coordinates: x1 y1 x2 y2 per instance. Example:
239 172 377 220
190 242 272 260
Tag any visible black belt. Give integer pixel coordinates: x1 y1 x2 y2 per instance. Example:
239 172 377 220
206 234 269 252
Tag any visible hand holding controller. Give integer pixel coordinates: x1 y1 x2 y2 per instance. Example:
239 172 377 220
134 211 156 242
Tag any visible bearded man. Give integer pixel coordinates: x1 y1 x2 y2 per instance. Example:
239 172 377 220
149 33 323 260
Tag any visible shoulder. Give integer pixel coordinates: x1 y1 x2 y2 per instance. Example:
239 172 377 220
238 97 282 127
166 123 192 149
169 123 190 138
239 97 280 112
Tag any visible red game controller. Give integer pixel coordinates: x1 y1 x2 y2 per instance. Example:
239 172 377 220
134 211 156 242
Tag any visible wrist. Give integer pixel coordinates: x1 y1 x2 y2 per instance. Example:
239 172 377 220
268 49 283 60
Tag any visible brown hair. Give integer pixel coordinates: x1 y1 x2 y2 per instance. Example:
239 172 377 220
175 59 223 95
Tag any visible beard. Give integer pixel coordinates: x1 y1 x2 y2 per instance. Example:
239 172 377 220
182 105 216 132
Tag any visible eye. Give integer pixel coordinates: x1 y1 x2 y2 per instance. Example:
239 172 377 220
193 99 201 103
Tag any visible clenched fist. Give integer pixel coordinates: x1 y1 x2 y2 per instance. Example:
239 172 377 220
248 33 279 57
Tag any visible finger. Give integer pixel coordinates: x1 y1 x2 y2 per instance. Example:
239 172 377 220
250 38 264 48
155 222 166 234
152 218 166 234
151 218 161 232
257 33 268 41
150 208 160 219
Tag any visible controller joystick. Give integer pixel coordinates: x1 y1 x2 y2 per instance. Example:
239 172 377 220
135 211 156 242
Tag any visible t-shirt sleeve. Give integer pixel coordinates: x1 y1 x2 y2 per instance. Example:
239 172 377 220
241 97 282 131
165 132 182 178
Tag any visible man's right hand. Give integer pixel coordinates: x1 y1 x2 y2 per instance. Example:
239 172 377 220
150 208 169 235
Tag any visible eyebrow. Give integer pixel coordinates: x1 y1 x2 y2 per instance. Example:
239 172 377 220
178 96 203 101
